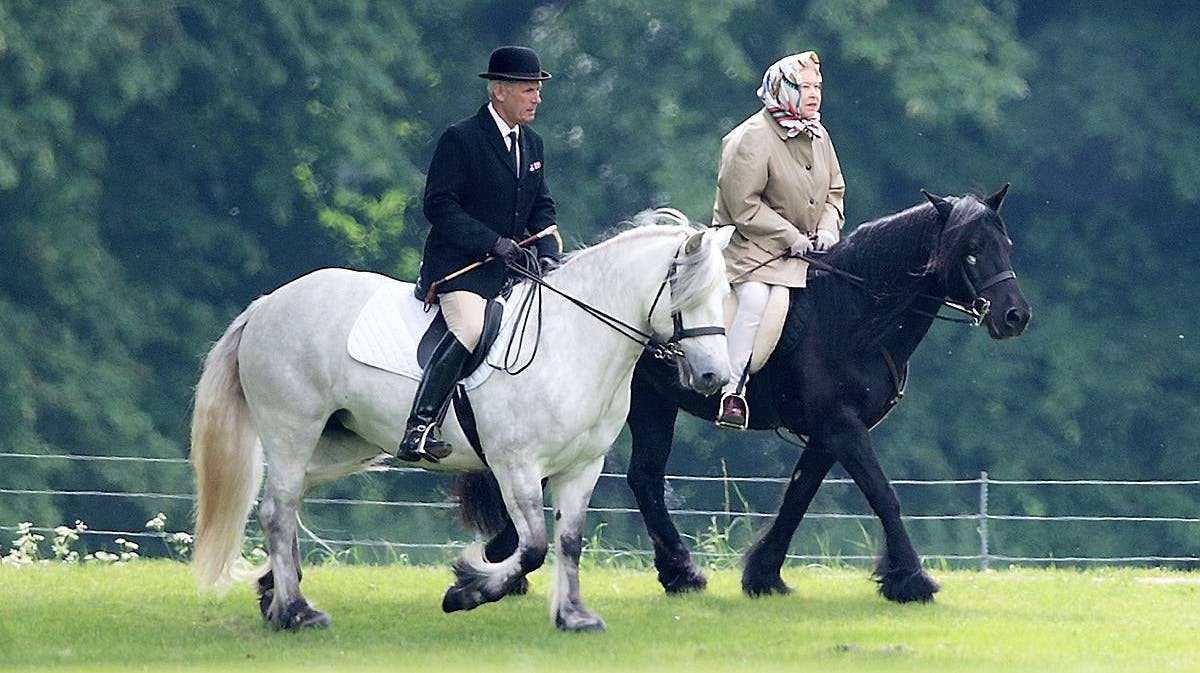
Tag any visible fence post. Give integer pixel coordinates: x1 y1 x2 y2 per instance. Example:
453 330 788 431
978 470 990 571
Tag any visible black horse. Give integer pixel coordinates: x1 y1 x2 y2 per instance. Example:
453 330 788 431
455 186 1030 605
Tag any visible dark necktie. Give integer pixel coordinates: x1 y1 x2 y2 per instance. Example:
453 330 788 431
508 131 519 177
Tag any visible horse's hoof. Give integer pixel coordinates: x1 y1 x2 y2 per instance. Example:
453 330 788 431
877 568 940 603
442 584 483 613
292 608 331 630
660 565 707 594
742 574 792 597
508 576 529 596
274 599 330 631
555 610 606 632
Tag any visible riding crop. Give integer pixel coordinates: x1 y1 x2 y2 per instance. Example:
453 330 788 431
424 225 559 306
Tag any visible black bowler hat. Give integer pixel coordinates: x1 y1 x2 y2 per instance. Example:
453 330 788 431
478 46 552 81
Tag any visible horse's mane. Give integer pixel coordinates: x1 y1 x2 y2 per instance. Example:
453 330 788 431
813 195 990 349
562 209 693 260
826 201 942 281
561 209 725 313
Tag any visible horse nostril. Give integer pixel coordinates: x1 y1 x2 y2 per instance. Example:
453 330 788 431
1005 307 1027 328
698 371 726 393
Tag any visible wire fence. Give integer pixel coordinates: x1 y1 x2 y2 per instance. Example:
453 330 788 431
2 452 1199 569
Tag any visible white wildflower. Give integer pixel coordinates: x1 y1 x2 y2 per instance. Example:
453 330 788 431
4 522 45 565
90 550 119 563
145 513 167 532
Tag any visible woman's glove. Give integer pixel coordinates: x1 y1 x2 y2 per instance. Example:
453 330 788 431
788 235 813 257
813 229 838 251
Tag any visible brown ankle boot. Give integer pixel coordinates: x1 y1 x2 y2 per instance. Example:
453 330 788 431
715 392 748 430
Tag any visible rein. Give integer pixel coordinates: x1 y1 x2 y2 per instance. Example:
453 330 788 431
501 239 724 366
721 230 998 326
798 252 1012 327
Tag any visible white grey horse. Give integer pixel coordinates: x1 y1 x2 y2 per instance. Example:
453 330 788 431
190 210 730 631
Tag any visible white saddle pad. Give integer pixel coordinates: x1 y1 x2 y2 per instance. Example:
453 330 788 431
347 281 530 391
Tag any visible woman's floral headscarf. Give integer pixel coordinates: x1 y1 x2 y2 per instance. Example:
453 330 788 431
757 51 823 139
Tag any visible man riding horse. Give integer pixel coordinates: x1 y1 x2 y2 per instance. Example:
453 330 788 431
397 46 562 462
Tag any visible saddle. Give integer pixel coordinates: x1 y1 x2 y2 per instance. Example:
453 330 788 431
416 298 505 378
347 280 526 466
724 284 791 376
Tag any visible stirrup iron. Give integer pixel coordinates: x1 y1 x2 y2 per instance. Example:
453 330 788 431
715 392 749 430
396 423 452 463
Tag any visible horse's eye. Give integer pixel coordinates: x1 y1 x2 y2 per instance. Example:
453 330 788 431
965 254 978 266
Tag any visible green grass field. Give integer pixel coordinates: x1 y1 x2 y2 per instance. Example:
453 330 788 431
2 561 1198 673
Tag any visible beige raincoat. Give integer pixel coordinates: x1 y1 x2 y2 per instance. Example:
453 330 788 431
712 107 845 287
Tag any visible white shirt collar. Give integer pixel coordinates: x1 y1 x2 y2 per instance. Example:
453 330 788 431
487 103 519 146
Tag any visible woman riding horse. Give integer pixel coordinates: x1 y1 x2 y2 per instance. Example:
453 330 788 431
628 186 1031 601
714 50 845 429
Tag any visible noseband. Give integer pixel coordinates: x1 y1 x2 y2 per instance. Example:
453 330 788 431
942 262 1017 326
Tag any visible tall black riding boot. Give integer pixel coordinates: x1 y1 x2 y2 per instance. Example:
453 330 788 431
395 333 471 462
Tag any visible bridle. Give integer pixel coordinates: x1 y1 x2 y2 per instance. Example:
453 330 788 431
645 256 727 360
503 239 725 364
940 261 1017 326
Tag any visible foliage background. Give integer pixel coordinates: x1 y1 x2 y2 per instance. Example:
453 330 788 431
1 0 1197 562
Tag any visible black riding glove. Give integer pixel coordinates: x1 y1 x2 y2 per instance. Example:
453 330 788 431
538 256 560 275
491 237 521 264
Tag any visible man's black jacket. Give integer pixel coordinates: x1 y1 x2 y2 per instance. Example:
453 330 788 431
418 105 558 298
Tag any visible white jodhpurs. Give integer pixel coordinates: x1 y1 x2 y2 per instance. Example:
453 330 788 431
439 290 487 352
722 281 770 396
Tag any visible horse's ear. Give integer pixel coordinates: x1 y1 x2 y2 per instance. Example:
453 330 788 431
921 189 954 221
709 225 735 250
684 231 704 255
985 183 1010 212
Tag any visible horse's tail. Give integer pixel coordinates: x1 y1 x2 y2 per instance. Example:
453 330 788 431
190 299 265 590
451 472 510 536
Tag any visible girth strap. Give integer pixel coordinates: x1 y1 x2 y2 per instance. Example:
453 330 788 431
451 385 488 466
881 347 908 406
869 347 909 431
